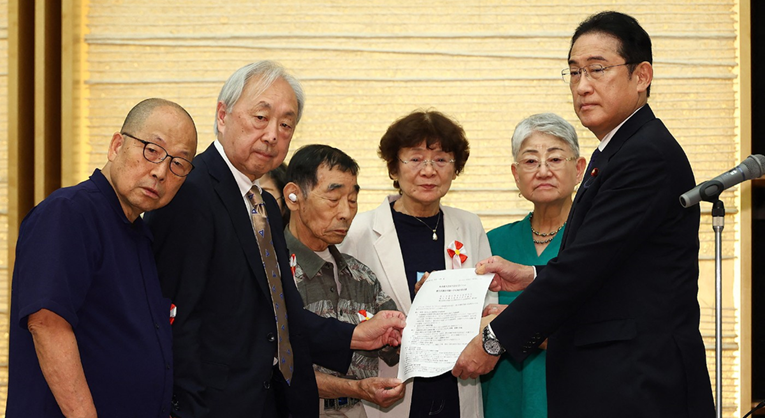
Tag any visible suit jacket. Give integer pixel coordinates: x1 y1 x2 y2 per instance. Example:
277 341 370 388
491 105 714 418
339 195 495 418
145 143 354 418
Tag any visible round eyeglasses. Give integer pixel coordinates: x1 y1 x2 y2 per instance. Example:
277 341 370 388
122 132 195 177
561 63 633 84
514 156 576 173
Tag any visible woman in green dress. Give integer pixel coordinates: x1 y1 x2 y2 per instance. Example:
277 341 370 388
481 113 585 418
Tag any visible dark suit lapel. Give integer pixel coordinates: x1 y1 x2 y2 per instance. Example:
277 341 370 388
201 145 271 298
561 105 657 248
599 104 656 163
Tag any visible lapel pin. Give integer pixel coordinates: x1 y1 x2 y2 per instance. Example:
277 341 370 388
170 303 177 325
289 254 297 276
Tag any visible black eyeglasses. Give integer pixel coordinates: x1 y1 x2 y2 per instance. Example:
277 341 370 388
121 132 195 177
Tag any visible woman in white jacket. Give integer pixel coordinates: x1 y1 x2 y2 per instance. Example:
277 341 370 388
339 109 494 418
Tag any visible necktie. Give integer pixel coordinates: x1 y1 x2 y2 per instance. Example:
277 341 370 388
564 147 602 248
585 148 601 177
246 187 294 385
581 147 602 189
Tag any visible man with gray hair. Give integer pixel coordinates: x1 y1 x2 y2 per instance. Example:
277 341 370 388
145 61 406 418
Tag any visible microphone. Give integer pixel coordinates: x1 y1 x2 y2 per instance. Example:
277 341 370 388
679 154 765 207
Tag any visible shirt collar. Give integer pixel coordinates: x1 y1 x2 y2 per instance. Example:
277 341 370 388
597 105 644 152
90 168 152 237
284 227 347 279
213 139 261 197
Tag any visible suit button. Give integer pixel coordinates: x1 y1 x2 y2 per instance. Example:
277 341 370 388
330 287 335 293
267 333 275 342
264 381 271 389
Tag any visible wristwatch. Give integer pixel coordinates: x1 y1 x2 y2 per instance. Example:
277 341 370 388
482 325 506 356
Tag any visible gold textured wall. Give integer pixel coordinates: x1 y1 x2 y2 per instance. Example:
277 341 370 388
1 0 750 416
0 0 9 411
80 1 743 414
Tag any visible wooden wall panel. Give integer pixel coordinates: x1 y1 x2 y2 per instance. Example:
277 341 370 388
0 0 7 410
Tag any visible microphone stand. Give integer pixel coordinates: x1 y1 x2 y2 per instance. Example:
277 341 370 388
701 181 725 418
712 199 724 418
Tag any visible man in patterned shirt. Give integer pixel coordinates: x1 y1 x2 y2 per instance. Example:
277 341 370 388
283 144 405 417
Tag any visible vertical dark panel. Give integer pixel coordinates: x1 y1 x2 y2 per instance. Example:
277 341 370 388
10 0 36 224
8 0 64 310
42 0 62 198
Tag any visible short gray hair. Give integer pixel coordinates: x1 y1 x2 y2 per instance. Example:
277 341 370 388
213 60 305 136
511 113 579 160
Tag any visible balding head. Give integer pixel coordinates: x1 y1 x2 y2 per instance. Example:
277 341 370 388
103 98 198 221
122 98 196 138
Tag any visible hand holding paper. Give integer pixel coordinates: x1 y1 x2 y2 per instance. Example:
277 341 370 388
413 271 430 295
475 256 536 292
452 334 500 380
351 310 407 350
357 377 406 408
397 268 493 381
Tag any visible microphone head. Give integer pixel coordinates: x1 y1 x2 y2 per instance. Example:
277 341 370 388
742 154 765 180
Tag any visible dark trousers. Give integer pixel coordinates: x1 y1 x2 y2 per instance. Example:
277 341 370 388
409 372 460 418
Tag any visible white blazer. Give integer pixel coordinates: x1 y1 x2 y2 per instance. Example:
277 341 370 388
339 195 495 418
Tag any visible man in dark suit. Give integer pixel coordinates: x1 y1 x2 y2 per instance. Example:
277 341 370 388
453 11 715 418
145 61 405 418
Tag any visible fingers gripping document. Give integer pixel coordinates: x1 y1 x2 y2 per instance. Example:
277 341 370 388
398 268 494 381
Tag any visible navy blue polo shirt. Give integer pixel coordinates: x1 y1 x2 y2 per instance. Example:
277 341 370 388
6 169 174 418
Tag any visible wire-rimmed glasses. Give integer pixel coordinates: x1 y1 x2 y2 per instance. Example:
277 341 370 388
513 156 576 173
398 157 456 171
561 63 633 84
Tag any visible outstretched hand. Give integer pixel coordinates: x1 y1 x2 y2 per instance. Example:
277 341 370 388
351 310 406 350
358 377 406 408
475 256 535 292
452 334 500 380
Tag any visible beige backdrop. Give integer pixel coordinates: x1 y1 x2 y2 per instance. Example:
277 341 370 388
0 0 750 415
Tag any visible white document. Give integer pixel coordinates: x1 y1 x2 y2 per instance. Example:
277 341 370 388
397 268 493 381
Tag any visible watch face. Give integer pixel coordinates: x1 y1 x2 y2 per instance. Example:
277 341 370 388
483 338 501 356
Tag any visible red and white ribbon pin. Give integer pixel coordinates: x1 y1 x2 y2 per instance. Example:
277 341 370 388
290 253 297 276
357 309 374 322
447 240 468 269
170 303 177 325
